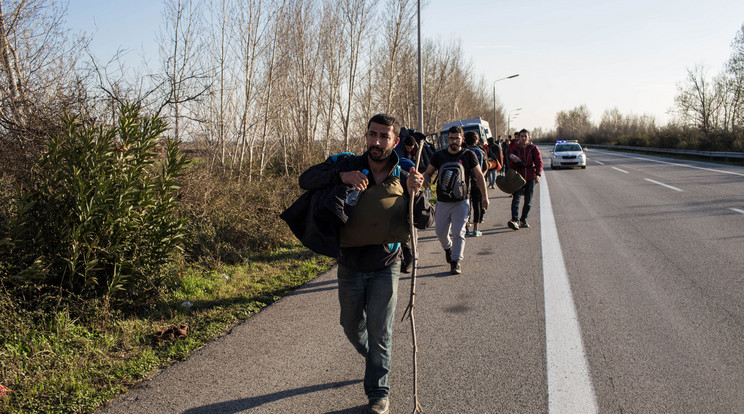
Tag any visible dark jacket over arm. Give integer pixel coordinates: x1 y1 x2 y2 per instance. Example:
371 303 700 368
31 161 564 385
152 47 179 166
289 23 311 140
292 152 433 272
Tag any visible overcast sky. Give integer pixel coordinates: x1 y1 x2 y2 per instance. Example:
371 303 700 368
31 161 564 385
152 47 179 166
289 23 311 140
66 0 744 133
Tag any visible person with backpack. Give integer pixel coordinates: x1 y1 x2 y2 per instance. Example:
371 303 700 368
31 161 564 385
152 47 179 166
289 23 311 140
423 125 489 275
507 129 543 230
501 135 511 175
486 136 503 186
298 114 434 414
464 131 487 237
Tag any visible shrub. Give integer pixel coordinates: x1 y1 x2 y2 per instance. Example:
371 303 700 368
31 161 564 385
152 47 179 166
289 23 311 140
1 105 188 310
177 165 300 266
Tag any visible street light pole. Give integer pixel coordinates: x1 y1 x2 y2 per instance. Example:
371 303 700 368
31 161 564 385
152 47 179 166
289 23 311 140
507 108 522 136
417 0 423 132
492 74 519 135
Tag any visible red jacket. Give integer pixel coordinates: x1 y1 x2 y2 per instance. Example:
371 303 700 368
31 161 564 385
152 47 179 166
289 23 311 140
508 142 543 181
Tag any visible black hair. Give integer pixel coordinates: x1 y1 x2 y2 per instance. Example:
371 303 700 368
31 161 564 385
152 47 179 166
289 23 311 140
448 125 464 135
367 113 400 131
464 131 478 146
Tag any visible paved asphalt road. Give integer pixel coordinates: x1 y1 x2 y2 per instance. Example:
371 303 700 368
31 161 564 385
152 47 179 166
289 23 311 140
98 148 744 414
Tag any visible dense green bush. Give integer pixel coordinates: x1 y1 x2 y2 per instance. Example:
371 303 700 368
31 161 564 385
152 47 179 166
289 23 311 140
0 105 188 310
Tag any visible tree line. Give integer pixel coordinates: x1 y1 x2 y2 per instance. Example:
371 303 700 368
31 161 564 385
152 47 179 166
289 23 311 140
550 24 744 153
1 0 508 181
0 0 508 311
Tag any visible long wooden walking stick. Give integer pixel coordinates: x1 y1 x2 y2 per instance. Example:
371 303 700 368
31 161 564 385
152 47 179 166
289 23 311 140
401 139 425 414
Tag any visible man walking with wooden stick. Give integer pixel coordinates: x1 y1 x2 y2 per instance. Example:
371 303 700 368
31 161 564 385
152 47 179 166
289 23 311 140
299 114 433 414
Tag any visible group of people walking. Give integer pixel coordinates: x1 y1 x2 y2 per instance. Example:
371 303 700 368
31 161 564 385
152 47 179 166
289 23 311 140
421 125 543 276
294 114 543 414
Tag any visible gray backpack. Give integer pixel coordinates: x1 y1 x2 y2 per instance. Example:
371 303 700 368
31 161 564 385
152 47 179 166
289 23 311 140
437 161 467 200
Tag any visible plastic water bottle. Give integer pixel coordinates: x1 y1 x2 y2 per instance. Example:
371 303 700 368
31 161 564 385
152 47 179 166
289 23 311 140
345 169 369 206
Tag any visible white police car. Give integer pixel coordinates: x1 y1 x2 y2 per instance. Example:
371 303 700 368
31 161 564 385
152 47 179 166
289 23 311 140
551 140 587 169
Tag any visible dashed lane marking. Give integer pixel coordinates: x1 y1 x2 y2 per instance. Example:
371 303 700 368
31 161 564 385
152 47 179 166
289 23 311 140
644 178 683 192
592 150 744 177
612 167 629 174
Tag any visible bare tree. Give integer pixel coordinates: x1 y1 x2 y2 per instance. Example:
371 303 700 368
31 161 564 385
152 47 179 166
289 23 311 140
337 0 379 152
598 107 656 142
233 0 266 181
282 0 322 172
378 0 415 113
555 105 594 139
421 39 461 133
318 0 344 158
157 0 209 141
0 0 85 137
256 0 288 180
724 24 744 131
674 65 714 133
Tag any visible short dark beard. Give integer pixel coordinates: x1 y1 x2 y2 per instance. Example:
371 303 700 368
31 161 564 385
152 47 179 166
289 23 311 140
368 145 393 161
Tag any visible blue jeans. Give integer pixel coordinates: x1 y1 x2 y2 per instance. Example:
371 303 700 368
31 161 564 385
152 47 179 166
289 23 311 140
486 169 497 186
337 261 400 399
511 179 535 221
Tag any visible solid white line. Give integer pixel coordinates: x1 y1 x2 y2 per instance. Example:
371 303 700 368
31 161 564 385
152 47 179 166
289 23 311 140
592 150 744 177
730 208 744 215
644 178 683 192
612 167 629 174
540 176 599 414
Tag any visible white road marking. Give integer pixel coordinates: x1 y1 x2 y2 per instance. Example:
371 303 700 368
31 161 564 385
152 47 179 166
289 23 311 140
730 208 744 215
644 178 683 192
594 160 605 165
593 150 744 177
612 167 629 174
540 176 599 414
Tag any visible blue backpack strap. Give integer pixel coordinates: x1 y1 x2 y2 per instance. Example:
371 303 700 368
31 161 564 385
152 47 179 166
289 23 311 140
387 165 403 253
330 152 355 163
397 158 413 173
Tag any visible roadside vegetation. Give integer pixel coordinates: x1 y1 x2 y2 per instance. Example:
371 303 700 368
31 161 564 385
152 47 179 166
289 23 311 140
0 104 334 413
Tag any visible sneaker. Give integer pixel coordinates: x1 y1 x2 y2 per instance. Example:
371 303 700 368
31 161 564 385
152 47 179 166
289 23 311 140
508 220 520 230
520 220 530 228
367 397 389 414
445 248 452 264
473 230 482 237
450 261 462 275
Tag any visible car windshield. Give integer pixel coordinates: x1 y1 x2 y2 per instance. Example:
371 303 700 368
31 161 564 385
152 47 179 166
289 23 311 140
555 144 582 152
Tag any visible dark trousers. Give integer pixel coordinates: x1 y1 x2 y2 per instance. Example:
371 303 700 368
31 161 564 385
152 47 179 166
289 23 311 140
470 186 484 224
511 179 535 221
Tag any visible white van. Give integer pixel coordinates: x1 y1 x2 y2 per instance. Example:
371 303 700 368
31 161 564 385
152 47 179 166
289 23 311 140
437 118 493 149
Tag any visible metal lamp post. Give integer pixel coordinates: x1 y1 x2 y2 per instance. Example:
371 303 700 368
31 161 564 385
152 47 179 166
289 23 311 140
507 108 522 135
492 74 519 135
